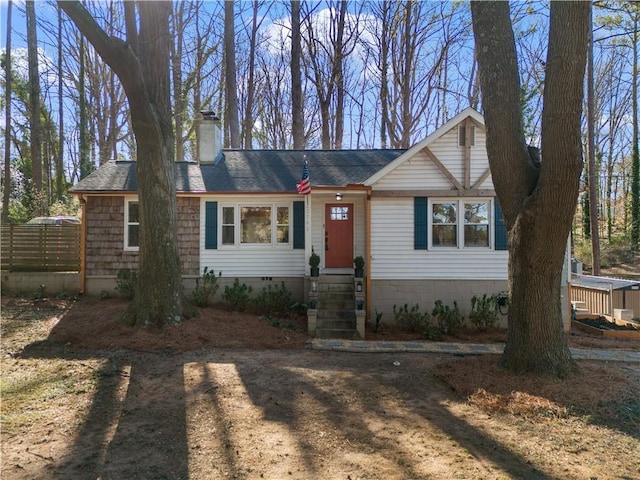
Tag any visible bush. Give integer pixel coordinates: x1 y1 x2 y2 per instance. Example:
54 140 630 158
253 282 292 316
469 294 499 330
115 269 137 300
223 278 253 311
432 300 464 336
393 303 430 333
193 267 222 307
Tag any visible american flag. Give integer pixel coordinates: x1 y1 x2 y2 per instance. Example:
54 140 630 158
296 160 311 195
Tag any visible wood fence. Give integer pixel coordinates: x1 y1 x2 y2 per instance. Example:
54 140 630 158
1 225 81 272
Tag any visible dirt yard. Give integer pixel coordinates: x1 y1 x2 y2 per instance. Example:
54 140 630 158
1 295 639 480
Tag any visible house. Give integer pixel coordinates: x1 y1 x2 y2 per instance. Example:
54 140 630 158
70 108 509 336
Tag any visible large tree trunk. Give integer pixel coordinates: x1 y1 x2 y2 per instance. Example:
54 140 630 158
60 0 188 328
472 1 590 377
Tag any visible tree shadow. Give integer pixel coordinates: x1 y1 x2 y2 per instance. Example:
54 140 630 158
17 344 189 480
13 337 635 479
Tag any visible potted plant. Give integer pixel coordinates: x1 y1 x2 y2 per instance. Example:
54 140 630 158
309 248 320 277
353 255 365 278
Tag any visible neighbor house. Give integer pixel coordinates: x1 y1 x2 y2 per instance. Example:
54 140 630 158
70 108 510 336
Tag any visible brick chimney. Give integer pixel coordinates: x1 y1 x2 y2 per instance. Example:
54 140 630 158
197 111 223 164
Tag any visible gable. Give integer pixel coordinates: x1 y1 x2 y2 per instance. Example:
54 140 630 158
366 108 493 193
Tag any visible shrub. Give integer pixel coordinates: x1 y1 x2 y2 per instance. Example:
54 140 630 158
469 294 499 330
115 269 137 300
193 267 222 307
432 300 464 336
393 303 430 333
253 282 292 316
373 308 384 332
223 278 253 311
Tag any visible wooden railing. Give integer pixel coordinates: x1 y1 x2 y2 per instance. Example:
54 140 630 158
1 224 81 272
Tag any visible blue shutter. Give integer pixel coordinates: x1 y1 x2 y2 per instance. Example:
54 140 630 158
205 201 218 249
414 197 428 250
293 201 305 249
494 199 507 251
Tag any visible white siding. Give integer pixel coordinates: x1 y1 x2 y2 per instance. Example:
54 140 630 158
370 197 508 280
373 152 450 190
199 195 305 277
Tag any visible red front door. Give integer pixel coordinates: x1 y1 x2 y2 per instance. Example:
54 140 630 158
325 204 354 268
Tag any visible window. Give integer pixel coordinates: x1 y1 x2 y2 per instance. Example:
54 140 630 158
222 206 235 245
463 202 489 247
330 206 349 220
217 203 291 246
430 199 490 248
276 207 289 243
432 202 457 247
125 199 139 250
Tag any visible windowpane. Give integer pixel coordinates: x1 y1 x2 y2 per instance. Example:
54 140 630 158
432 203 456 224
464 225 488 247
128 224 139 247
128 202 139 223
241 206 271 243
222 226 234 245
464 202 488 224
433 225 457 246
222 206 234 225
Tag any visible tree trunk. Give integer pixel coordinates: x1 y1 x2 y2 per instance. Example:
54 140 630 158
2 0 12 223
60 0 188 327
586 9 601 275
472 1 590 377
632 10 639 252
56 6 64 201
26 0 43 196
78 36 91 178
290 0 304 149
224 0 240 148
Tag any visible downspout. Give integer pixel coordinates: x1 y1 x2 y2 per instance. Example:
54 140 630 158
78 194 86 294
365 188 372 319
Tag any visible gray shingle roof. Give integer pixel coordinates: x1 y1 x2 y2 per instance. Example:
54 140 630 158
572 275 640 291
70 149 406 193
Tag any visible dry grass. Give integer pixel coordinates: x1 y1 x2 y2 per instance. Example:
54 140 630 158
436 355 640 435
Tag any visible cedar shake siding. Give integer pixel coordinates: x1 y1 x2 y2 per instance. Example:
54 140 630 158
85 196 199 277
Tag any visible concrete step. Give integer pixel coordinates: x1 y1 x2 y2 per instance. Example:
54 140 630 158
317 318 356 329
318 308 356 320
315 328 360 339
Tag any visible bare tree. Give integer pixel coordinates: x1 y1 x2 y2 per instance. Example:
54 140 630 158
471 1 590 376
59 0 189 327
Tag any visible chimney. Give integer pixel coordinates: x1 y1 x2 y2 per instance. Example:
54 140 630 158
197 111 223 164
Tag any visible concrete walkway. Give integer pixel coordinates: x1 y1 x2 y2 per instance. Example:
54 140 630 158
309 339 640 363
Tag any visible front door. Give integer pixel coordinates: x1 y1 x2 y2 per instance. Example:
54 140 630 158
325 204 354 268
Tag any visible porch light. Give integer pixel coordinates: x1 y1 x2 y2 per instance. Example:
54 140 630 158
336 192 342 201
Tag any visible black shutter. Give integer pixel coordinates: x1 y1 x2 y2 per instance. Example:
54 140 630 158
205 201 218 249
494 199 507 251
293 201 305 249
414 197 428 250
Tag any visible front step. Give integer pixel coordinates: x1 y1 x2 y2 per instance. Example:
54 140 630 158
313 274 361 339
